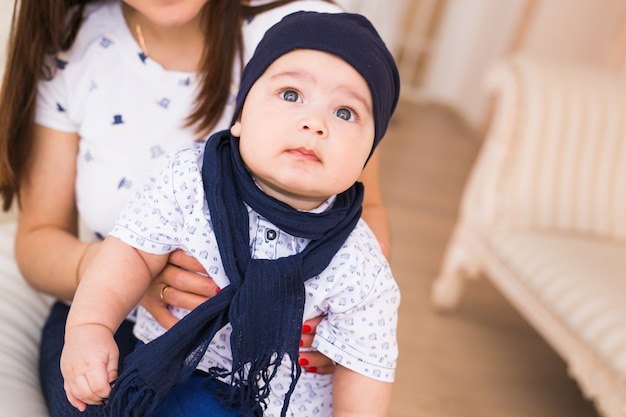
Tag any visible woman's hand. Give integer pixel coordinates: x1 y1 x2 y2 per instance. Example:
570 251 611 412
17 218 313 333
140 249 219 329
299 316 336 374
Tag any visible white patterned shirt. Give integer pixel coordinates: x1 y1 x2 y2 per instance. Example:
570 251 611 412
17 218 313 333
110 144 400 417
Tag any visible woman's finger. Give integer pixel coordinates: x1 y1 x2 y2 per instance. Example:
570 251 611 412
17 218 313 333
160 262 218 299
142 259 218 327
140 292 179 329
298 350 336 375
300 332 314 349
302 315 324 336
168 249 207 274
157 282 213 311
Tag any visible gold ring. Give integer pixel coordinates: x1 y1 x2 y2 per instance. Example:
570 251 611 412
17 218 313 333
160 284 171 302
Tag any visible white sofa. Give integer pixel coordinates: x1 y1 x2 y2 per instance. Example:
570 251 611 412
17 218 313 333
0 214 52 417
431 54 626 417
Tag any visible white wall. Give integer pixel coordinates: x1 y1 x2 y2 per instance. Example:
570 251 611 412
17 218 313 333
523 0 626 64
421 0 524 127
421 0 626 128
334 0 407 54
0 0 14 81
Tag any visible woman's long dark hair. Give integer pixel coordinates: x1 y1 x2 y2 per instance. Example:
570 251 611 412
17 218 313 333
0 0 328 211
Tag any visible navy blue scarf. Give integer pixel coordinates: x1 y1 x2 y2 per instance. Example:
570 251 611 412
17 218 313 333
107 131 363 417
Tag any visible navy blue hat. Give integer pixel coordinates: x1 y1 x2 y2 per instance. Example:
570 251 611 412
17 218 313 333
232 11 400 159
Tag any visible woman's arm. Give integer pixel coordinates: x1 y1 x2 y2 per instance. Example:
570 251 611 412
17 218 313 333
332 366 393 417
359 150 391 258
15 124 89 300
15 124 222 318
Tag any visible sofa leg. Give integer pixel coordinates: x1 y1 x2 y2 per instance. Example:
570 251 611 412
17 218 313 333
431 232 481 312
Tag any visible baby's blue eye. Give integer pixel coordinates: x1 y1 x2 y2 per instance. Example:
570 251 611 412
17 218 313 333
335 107 354 121
281 90 300 102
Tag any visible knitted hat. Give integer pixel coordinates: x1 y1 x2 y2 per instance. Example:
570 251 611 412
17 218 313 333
232 11 400 158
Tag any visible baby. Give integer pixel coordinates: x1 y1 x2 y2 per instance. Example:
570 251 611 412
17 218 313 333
61 11 400 417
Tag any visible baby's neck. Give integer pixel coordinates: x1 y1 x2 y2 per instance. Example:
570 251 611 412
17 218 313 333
252 176 333 212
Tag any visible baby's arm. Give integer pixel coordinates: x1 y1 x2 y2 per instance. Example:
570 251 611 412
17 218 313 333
332 365 393 417
61 236 168 411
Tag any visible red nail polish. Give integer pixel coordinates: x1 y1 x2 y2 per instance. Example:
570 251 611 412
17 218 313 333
215 287 220 295
306 367 318 373
302 324 312 333
299 357 309 366
299 339 304 347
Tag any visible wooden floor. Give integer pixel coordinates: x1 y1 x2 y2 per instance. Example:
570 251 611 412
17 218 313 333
380 101 600 417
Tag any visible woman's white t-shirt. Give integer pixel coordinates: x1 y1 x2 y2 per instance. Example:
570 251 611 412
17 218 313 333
35 0 342 239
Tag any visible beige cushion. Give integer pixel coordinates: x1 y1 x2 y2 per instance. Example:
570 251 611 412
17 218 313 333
0 221 52 417
492 232 626 378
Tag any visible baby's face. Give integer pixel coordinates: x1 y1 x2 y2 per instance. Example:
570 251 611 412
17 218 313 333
231 49 375 211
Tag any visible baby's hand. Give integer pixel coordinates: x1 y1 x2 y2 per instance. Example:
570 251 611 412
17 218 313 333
60 324 119 411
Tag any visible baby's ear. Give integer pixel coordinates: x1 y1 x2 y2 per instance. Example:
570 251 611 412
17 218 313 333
230 121 242 137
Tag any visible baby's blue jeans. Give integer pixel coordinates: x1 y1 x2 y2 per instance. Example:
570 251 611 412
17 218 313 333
153 372 256 417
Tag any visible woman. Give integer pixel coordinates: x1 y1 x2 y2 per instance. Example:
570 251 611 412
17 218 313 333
0 0 391 415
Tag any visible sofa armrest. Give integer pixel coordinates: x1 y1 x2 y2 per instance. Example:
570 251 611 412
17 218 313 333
461 55 626 241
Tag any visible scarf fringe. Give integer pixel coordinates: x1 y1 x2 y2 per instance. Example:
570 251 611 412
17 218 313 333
106 372 159 417
213 352 301 417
